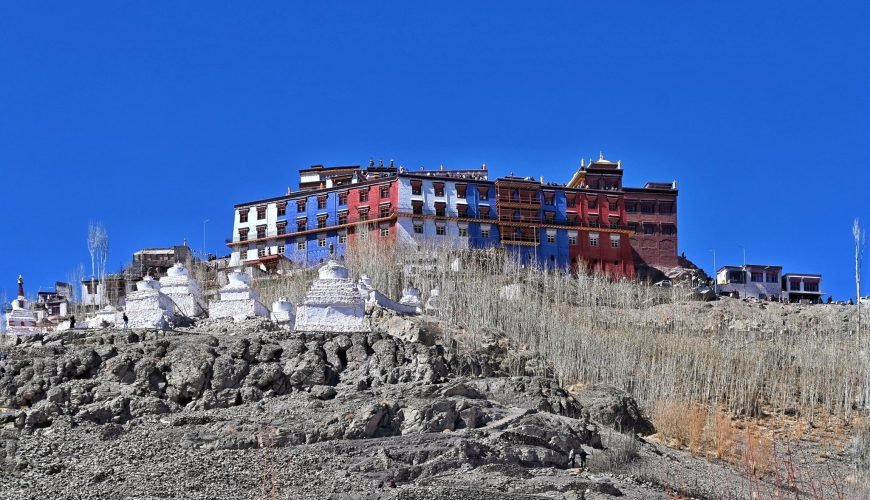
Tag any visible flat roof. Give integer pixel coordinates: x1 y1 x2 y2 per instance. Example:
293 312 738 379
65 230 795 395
717 265 783 272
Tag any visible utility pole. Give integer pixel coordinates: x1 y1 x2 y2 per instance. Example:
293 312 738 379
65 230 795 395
203 219 210 261
741 246 747 298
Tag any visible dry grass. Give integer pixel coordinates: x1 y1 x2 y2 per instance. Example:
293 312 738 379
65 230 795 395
246 237 870 435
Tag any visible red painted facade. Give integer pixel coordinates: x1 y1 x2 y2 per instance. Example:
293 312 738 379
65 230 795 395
624 184 679 268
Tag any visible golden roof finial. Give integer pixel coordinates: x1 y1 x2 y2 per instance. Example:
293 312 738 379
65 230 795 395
599 150 605 161
580 158 585 168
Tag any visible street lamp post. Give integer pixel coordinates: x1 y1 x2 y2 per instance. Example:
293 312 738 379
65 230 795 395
710 249 717 294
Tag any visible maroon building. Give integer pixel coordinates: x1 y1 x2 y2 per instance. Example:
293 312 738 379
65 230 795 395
624 182 679 269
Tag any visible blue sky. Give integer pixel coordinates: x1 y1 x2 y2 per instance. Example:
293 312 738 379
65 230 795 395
1 1 868 303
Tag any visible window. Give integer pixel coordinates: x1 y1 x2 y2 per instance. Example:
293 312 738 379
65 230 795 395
568 234 577 245
610 234 620 248
358 210 369 221
588 199 598 210
359 189 369 202
567 197 576 208
360 230 369 240
609 202 618 211
297 239 306 250
297 219 307 232
750 271 764 283
317 217 327 229
338 212 348 225
413 222 424 234
318 238 327 248
643 224 656 235
338 232 347 244
625 202 637 213
659 203 674 214
412 200 423 215
729 271 745 283
435 203 446 217
338 192 348 205
237 252 246 263
661 225 676 235
297 200 306 212
317 196 327 209
641 203 655 214
765 272 778 283
434 183 445 197
256 225 266 239
589 233 599 247
436 224 446 236
411 181 422 196
380 227 390 237
627 222 639 233
546 234 555 243
380 185 390 198
256 206 266 219
457 185 467 199
258 247 266 258
238 228 249 242
479 188 489 201
543 192 554 205
277 203 287 217
239 209 249 223
276 222 287 235
379 205 391 218
459 226 468 237
277 244 285 255
789 278 801 290
805 281 819 292
481 229 490 239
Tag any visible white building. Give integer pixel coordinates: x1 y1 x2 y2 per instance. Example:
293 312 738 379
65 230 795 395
781 273 823 303
716 265 782 300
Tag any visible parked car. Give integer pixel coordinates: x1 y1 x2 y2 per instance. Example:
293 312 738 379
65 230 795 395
860 296 870 305
654 280 672 288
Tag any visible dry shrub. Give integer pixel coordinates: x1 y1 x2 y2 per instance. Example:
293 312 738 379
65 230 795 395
244 238 870 435
712 412 735 460
744 429 773 479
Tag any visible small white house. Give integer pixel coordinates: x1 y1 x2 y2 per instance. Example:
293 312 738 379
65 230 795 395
716 265 782 300
781 274 823 304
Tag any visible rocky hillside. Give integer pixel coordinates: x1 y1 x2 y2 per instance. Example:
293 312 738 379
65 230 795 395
0 313 818 499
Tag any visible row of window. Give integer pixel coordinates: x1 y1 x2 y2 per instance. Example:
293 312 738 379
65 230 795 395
241 227 392 260
239 185 393 223
625 202 674 214
627 223 677 235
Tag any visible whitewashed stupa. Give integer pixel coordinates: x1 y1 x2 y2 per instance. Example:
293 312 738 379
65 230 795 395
357 275 421 316
295 260 369 332
270 296 295 328
208 270 268 322
159 263 204 317
125 276 175 329
4 276 40 335
88 305 122 328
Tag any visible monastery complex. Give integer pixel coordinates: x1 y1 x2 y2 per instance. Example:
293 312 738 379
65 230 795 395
228 154 680 279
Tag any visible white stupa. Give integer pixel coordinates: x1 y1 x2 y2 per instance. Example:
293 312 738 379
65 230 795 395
208 270 268 322
159 263 204 317
125 276 175 329
5 276 40 335
295 260 369 333
270 296 295 327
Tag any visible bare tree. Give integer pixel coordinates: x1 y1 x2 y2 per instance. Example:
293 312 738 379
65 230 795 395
855 218 866 341
87 222 110 307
